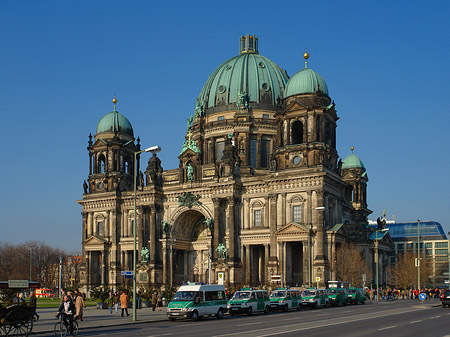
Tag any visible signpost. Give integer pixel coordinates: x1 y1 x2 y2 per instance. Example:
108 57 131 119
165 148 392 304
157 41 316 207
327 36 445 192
419 292 426 305
217 272 224 285
121 271 134 279
8 280 29 288
316 276 321 288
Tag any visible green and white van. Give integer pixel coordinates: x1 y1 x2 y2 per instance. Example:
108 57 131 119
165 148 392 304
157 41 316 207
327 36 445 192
301 288 329 308
269 288 302 312
167 283 227 321
227 288 270 315
326 288 348 306
347 287 365 305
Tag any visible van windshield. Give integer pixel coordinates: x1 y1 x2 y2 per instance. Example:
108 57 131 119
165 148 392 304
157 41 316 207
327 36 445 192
348 289 357 294
327 289 337 294
172 291 199 302
232 291 250 299
270 291 287 297
302 290 316 296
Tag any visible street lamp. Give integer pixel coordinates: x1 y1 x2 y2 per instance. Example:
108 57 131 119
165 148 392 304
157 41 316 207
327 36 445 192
375 228 389 301
133 145 161 321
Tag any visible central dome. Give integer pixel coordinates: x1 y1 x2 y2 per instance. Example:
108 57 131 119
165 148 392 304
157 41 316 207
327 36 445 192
198 35 289 114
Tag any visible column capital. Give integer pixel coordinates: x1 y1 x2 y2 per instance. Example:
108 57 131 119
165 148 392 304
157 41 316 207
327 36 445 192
269 194 277 202
212 197 221 206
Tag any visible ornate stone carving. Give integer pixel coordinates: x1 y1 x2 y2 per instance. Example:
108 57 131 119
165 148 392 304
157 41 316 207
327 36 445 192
178 192 202 209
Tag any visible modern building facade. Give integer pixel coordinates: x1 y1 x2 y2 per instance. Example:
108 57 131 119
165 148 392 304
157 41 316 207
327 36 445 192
77 35 391 293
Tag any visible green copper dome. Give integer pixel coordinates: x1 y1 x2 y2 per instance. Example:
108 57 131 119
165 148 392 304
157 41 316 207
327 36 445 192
96 109 134 137
197 35 289 113
342 154 365 170
285 68 328 98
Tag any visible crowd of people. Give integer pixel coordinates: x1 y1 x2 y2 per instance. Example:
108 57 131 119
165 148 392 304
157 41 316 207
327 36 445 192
365 287 445 300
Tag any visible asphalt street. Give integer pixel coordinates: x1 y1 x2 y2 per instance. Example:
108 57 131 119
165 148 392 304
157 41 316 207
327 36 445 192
35 300 449 337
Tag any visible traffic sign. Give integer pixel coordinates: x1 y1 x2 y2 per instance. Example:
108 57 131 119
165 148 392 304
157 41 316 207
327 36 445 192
121 271 133 276
316 277 321 282
419 293 426 301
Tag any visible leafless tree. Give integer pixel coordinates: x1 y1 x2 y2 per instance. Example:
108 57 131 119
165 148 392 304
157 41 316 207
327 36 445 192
334 241 372 287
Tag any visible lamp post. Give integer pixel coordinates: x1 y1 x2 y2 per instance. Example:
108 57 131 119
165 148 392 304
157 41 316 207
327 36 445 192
417 219 420 291
448 231 450 289
375 228 389 301
133 145 161 321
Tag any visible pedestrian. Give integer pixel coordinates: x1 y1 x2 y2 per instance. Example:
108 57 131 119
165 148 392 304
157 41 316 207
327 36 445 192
75 291 85 321
114 292 119 314
30 291 40 321
120 291 129 317
107 291 114 314
157 292 163 311
151 292 157 311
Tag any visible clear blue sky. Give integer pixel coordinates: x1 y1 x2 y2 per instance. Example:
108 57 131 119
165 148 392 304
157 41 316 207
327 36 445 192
1 0 449 252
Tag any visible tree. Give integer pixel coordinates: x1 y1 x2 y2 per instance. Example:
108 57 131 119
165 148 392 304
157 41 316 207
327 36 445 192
334 241 371 287
391 252 431 289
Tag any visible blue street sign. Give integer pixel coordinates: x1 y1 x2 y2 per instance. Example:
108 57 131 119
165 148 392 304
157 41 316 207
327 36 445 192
121 271 133 276
419 293 426 301
124 275 133 279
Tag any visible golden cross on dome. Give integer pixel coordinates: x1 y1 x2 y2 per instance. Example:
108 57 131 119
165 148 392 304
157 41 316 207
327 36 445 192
187 130 192 142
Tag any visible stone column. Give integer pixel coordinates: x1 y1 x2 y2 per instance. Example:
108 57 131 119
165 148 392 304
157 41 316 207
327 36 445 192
264 196 270 228
314 190 325 260
86 251 90 291
162 239 169 286
245 245 251 285
137 207 144 254
82 212 88 241
244 198 250 230
149 206 156 264
264 244 270 284
213 198 221 260
256 134 262 168
100 252 106 286
269 194 277 256
227 197 235 262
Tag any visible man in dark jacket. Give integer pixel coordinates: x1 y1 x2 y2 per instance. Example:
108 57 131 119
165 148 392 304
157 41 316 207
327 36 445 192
57 295 75 334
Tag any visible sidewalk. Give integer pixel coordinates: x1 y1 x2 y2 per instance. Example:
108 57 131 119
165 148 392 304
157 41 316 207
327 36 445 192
32 305 168 335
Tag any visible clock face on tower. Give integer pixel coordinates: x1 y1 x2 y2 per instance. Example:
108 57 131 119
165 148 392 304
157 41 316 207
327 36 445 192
97 182 104 190
293 156 301 165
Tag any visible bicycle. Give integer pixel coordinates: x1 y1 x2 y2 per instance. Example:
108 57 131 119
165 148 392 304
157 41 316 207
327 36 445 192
54 314 79 337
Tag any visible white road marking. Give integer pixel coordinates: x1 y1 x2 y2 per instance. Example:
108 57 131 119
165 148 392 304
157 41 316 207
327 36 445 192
409 320 422 323
282 317 300 321
237 321 263 327
147 334 173 337
430 316 441 319
379 326 396 330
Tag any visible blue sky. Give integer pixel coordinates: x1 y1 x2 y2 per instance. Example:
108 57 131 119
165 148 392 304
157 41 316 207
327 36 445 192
1 0 449 252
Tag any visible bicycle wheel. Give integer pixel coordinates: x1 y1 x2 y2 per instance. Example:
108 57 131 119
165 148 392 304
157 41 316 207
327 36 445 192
71 321 79 337
54 322 67 337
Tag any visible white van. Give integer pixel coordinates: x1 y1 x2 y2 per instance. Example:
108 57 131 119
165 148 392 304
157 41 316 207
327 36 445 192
167 283 227 321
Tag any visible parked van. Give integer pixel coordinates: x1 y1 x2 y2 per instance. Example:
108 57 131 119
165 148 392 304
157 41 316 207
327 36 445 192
347 287 365 305
227 288 270 315
301 288 329 308
35 288 54 298
269 288 302 312
326 288 347 306
167 283 227 321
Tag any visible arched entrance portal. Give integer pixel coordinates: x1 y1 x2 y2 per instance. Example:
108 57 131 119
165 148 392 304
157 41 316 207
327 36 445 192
171 209 211 285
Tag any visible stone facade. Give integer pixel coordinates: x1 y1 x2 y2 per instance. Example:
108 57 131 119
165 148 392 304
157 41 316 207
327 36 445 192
77 36 392 293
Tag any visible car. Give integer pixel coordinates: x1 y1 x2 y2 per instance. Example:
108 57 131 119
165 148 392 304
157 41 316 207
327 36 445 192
441 289 450 308
347 287 365 305
227 288 271 315
326 288 347 306
269 288 302 312
301 288 329 309
167 283 227 321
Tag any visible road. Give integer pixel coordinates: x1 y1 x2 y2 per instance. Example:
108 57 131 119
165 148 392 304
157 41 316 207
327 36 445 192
37 300 449 337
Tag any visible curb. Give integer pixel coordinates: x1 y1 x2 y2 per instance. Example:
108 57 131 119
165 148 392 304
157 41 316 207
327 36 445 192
31 317 169 335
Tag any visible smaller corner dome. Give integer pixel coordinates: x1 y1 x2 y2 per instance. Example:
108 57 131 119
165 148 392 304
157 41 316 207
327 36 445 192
342 154 365 170
285 68 328 98
96 110 134 137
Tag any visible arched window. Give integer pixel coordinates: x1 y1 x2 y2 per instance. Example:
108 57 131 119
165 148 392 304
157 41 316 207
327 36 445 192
292 121 303 144
97 154 106 173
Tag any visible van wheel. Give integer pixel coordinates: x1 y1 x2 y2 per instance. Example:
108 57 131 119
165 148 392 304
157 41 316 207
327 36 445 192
191 310 199 321
264 306 269 314
312 302 317 309
169 318 176 322
247 307 253 316
297 304 302 311
283 304 288 312
216 309 224 319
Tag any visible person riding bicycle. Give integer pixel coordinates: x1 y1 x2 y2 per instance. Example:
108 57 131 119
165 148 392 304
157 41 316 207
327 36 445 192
57 295 75 335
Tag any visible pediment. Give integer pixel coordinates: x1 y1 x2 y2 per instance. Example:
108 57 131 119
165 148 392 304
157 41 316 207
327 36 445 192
84 235 108 245
327 223 348 236
285 101 306 112
276 222 309 236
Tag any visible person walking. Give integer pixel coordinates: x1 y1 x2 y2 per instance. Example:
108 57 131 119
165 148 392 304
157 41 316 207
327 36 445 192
29 291 39 321
75 291 85 321
120 291 129 317
157 292 163 311
107 292 114 314
114 292 119 314
151 292 157 311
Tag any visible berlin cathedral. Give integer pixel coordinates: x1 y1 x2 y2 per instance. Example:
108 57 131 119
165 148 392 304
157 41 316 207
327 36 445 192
77 35 392 293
